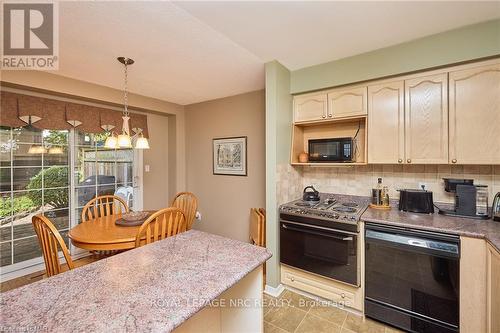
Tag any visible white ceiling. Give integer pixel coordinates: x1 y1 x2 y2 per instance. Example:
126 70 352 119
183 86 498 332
55 1 500 105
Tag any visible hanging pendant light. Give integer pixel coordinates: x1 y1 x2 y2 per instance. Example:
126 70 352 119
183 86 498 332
104 57 150 149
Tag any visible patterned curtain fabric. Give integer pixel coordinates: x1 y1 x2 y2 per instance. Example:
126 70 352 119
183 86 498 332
0 91 25 128
0 91 149 137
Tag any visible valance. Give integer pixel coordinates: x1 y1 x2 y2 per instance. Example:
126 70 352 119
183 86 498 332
0 91 149 138
0 92 25 128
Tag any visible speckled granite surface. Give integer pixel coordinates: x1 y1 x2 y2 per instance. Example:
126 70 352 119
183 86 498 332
0 230 272 333
362 203 500 252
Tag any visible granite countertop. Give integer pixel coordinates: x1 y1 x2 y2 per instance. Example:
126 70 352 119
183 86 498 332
0 230 272 333
362 203 500 252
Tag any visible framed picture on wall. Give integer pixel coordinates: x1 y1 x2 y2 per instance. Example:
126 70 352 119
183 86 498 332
213 136 247 176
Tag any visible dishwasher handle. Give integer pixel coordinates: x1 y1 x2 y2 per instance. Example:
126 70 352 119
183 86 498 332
366 229 459 258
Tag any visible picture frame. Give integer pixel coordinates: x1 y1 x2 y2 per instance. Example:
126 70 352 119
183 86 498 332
212 136 247 176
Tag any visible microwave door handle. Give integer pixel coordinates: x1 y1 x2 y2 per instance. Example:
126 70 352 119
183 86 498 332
282 223 353 241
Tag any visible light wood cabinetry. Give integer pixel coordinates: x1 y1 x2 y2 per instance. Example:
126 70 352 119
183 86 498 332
293 92 328 123
487 244 500 333
449 63 500 164
327 86 367 119
367 80 405 164
291 58 500 166
404 73 448 164
460 237 487 333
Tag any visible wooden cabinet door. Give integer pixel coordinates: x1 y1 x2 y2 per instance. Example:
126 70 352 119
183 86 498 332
293 92 327 123
327 86 367 119
449 63 500 164
487 245 500 333
367 81 404 164
404 73 448 164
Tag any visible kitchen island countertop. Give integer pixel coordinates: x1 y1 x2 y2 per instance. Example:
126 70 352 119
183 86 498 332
362 204 500 252
0 230 271 333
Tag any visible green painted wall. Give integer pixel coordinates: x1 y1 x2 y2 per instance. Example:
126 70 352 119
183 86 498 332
291 19 500 94
265 61 291 288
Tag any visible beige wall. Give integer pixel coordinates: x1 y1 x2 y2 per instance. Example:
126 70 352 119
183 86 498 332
143 113 170 210
185 90 265 242
1 70 186 203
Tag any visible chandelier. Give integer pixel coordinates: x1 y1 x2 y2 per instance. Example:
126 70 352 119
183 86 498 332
104 57 150 149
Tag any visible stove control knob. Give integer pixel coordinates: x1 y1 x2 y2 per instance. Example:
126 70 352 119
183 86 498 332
350 216 356 221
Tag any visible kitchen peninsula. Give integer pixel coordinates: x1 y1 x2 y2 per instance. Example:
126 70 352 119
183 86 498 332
0 230 271 333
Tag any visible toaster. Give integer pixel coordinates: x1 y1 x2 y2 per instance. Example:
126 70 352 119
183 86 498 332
399 189 434 214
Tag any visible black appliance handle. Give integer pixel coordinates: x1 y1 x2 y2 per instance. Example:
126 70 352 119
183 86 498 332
366 228 459 258
281 221 355 241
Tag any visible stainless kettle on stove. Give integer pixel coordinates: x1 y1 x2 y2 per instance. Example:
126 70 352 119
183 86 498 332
303 186 320 202
492 192 500 222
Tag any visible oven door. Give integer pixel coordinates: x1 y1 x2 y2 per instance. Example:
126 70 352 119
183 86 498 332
280 220 358 286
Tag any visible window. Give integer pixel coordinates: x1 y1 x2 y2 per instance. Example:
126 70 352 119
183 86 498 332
74 132 134 224
1 126 69 266
0 126 135 269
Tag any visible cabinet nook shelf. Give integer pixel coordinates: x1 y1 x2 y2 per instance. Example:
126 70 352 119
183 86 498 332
290 116 368 166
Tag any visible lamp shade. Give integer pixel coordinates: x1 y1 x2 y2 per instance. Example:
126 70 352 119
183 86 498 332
104 135 118 149
117 134 132 148
135 136 150 149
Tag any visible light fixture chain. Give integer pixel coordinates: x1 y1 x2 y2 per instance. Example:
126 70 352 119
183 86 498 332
123 60 129 117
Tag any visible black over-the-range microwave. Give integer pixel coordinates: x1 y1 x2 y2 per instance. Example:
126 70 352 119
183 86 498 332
308 137 354 162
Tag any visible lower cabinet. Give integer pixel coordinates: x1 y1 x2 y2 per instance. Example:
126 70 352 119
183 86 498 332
280 264 363 312
487 244 500 333
460 237 500 333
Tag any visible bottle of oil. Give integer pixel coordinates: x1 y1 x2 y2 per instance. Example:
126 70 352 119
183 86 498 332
382 185 390 206
372 178 383 205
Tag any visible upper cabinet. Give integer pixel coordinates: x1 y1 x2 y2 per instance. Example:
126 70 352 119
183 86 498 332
449 63 500 164
327 86 367 119
291 58 500 166
293 92 328 123
404 73 448 164
368 81 404 164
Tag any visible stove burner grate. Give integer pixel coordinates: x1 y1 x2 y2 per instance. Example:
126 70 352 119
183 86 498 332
295 201 316 207
333 206 357 213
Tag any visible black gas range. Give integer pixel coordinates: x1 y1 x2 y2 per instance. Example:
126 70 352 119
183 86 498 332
279 194 369 286
279 194 369 231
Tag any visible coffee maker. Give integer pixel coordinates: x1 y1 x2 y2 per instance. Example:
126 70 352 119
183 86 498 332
438 178 490 219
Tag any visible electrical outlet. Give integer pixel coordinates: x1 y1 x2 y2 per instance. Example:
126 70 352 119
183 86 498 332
195 211 202 221
418 182 428 191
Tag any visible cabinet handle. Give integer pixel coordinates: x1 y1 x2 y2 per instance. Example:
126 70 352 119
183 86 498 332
452 159 457 164
341 293 345 299
398 159 403 164
290 277 295 282
328 114 333 118
407 159 411 163
322 115 326 119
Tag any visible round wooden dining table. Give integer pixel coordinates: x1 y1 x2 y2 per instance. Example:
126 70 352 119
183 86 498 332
68 213 145 251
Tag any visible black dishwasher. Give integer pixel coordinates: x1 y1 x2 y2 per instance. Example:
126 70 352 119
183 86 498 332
365 223 460 333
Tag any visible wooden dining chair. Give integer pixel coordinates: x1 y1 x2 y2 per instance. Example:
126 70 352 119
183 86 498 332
81 195 129 222
32 215 74 277
135 208 186 247
171 192 198 230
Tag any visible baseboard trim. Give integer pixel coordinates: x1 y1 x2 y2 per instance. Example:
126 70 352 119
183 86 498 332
264 283 285 298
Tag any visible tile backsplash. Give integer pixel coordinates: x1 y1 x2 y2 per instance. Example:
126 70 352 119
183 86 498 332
277 164 500 205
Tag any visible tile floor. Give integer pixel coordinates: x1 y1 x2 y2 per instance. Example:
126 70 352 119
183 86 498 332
264 290 403 333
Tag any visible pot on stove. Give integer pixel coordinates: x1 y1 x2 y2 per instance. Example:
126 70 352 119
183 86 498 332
303 186 320 202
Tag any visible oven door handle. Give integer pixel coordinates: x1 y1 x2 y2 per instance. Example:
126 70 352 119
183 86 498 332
280 219 358 236
281 222 354 241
